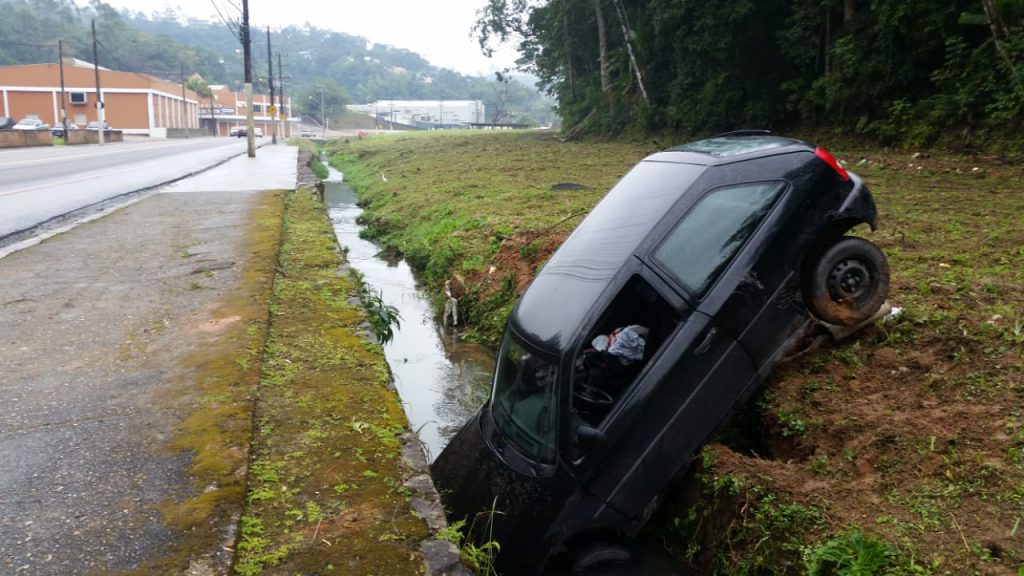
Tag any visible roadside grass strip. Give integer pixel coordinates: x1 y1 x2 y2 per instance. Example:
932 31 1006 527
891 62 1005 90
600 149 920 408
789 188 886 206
236 189 429 575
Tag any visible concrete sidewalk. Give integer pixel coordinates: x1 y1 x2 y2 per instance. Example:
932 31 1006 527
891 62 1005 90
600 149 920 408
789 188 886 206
0 145 297 575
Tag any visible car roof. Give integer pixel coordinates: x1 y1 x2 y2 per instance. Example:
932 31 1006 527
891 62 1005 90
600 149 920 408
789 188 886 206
644 132 811 166
510 133 813 353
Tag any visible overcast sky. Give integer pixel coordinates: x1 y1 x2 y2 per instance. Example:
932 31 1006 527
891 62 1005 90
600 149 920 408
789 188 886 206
89 0 520 76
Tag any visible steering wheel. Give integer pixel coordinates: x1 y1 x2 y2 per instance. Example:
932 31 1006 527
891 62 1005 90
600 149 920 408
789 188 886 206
574 383 614 406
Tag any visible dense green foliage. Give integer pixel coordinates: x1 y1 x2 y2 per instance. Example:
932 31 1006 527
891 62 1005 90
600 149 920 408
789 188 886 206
0 0 555 125
476 0 1024 145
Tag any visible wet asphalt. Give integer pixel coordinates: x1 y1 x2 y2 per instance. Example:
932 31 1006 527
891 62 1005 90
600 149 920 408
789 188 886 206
0 145 297 575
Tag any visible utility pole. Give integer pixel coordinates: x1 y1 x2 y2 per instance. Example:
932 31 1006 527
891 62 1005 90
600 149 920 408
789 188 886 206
277 53 286 137
180 63 189 137
241 0 255 157
58 39 68 137
92 19 105 146
266 27 276 144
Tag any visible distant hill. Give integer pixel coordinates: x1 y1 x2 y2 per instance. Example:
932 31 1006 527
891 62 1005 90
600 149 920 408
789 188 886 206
0 0 554 125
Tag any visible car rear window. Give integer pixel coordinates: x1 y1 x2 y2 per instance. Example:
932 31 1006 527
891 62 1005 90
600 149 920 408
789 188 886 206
669 135 795 158
653 181 785 296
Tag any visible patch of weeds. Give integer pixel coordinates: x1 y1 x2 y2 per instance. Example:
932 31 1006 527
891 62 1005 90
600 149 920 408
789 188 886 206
809 456 835 477
803 530 899 576
348 420 370 434
305 501 322 523
778 407 808 437
350 270 402 345
441 504 503 576
800 379 832 399
671 469 825 574
519 240 540 259
333 482 356 494
235 516 289 576
830 344 865 371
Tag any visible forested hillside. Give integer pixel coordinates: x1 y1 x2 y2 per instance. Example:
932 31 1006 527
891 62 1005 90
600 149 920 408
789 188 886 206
477 0 1024 147
0 0 555 125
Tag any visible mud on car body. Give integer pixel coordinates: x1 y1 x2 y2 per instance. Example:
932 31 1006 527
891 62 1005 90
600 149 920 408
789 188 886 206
431 131 889 573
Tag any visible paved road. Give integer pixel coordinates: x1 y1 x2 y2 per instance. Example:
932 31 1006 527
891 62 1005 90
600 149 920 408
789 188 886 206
0 138 261 241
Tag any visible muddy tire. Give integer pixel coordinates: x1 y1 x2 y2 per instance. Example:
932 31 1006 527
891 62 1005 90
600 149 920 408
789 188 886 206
806 237 889 326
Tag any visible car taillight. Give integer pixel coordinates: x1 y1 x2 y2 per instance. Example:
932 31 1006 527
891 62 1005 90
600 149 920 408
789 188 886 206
815 147 849 181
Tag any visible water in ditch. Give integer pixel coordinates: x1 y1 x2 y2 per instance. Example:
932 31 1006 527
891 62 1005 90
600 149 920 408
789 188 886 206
323 166 494 461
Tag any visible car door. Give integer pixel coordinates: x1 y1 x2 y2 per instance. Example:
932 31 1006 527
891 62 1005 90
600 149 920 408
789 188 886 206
578 300 755 525
581 179 797 523
565 259 755 526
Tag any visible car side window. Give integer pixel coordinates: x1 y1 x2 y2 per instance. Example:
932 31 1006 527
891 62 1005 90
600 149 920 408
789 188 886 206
653 181 785 297
572 275 682 428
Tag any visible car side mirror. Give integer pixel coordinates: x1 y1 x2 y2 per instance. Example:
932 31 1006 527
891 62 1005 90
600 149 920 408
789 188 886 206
575 424 607 449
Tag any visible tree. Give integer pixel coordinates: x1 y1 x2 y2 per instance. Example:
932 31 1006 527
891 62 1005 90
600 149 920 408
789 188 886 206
295 78 350 126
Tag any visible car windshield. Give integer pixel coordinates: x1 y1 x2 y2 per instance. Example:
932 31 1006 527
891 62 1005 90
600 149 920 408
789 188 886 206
490 331 559 464
669 135 795 158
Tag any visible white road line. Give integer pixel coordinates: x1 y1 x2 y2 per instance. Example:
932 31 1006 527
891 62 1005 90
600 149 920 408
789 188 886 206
0 139 241 169
0 149 232 198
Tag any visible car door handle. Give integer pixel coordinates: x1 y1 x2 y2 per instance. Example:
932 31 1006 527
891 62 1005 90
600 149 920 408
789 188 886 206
695 328 717 355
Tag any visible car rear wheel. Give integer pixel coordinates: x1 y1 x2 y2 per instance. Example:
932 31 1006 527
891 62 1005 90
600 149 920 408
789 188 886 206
806 236 889 326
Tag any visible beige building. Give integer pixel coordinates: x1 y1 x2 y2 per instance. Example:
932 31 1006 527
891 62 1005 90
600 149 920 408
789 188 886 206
200 84 298 137
0 60 201 135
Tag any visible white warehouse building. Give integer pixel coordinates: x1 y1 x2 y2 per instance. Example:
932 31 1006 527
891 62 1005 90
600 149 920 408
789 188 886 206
347 100 485 129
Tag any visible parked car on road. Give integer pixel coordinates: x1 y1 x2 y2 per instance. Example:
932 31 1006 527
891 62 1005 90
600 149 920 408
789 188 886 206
233 127 263 138
12 117 50 130
432 131 889 574
52 123 80 138
85 121 112 130
229 126 241 137
0 117 16 129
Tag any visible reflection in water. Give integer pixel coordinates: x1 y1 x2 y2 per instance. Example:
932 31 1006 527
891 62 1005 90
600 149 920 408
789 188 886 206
323 167 494 461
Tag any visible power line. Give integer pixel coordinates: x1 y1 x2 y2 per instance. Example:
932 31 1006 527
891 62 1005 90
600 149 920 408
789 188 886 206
90 38 197 87
209 0 241 41
220 0 242 15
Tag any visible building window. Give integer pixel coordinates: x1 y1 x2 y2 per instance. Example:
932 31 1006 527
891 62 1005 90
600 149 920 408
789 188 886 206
253 103 262 113
69 92 87 105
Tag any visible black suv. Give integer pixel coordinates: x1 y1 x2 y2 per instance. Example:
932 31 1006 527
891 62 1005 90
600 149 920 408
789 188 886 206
432 132 889 573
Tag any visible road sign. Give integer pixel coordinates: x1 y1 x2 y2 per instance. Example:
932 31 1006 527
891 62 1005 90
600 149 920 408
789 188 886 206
268 106 277 115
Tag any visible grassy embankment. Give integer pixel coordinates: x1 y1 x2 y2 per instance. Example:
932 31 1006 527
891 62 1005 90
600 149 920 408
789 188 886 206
329 130 1024 575
233 185 430 574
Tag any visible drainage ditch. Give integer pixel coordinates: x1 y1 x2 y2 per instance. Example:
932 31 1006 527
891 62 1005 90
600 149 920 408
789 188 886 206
323 165 494 461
